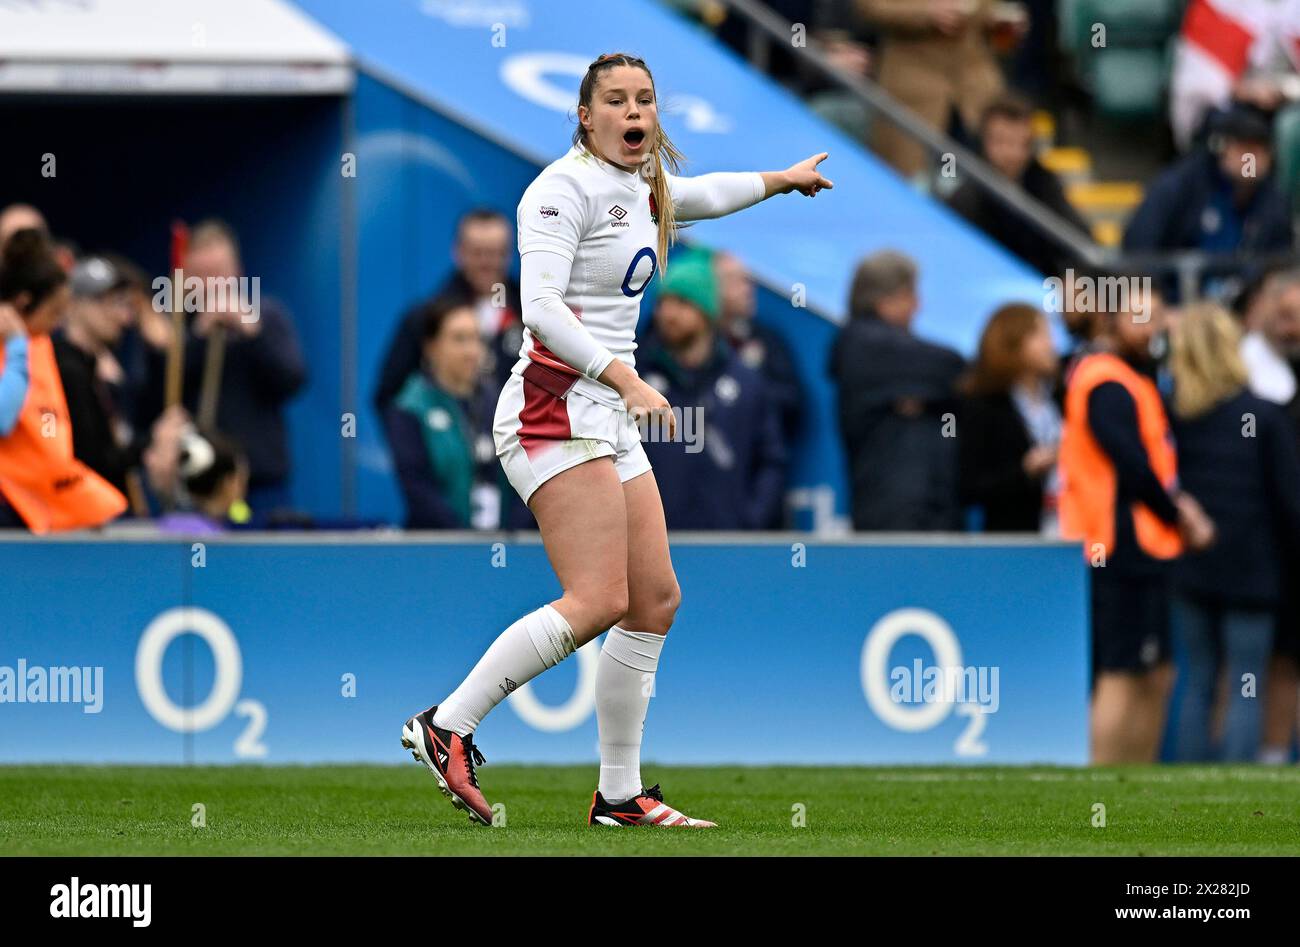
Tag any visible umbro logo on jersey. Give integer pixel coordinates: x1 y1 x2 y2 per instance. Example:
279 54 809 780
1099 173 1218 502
608 204 627 220
499 677 518 696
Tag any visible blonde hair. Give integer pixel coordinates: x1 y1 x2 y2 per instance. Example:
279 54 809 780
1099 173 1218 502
1169 301 1248 418
572 52 684 276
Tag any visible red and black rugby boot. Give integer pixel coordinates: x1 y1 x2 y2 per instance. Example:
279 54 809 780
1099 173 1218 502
587 783 717 828
401 705 493 826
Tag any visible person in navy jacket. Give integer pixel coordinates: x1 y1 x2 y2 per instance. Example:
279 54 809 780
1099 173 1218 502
638 249 787 530
1166 302 1300 761
1123 103 1292 298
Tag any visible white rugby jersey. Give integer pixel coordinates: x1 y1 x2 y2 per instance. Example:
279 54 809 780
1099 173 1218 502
515 144 764 406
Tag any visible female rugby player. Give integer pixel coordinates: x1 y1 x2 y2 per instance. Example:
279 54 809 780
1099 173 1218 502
404 52 832 828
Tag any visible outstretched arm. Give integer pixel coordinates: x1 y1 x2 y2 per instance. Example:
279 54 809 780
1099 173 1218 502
668 153 834 221
760 152 835 199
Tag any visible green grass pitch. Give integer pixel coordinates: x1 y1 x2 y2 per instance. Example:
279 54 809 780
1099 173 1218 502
3 764 1298 855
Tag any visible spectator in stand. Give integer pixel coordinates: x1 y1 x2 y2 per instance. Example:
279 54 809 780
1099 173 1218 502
713 0 812 89
1242 268 1300 406
1123 103 1292 295
713 250 804 444
134 220 307 514
859 0 1022 178
53 256 162 505
156 428 251 535
712 0 878 138
711 1 874 96
383 297 503 530
0 204 47 249
831 250 964 531
1240 269 1300 763
1058 283 1216 763
375 209 523 409
1234 263 1289 337
104 253 173 433
0 230 126 532
958 303 1060 533
1165 302 1300 761
638 250 786 530
946 95 1091 275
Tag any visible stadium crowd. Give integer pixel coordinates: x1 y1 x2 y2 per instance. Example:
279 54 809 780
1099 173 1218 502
4 1 1300 763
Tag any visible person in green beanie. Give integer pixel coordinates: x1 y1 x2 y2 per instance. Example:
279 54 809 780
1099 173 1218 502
638 248 787 529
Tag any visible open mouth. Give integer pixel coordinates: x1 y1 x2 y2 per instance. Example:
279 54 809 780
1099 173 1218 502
623 128 646 148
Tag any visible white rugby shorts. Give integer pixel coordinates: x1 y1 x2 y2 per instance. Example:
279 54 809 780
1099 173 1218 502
493 361 651 504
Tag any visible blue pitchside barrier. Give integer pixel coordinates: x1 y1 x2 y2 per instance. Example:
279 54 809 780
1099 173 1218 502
0 535 1087 765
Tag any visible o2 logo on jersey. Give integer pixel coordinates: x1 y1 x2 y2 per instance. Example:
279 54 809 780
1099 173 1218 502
135 607 268 758
860 607 999 757
621 247 657 298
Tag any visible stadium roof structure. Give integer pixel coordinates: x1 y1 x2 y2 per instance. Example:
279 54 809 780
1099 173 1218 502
0 0 351 95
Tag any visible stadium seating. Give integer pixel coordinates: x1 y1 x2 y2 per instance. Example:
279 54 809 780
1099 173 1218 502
1057 0 1184 120
1275 103 1300 215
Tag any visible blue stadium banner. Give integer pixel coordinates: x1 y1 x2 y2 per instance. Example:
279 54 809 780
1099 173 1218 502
0 537 1087 764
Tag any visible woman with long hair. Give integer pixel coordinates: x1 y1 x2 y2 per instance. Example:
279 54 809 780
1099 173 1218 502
959 303 1061 533
1166 302 1300 760
383 296 498 529
402 52 832 827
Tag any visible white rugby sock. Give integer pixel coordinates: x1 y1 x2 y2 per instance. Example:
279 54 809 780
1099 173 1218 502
433 604 575 736
596 626 665 804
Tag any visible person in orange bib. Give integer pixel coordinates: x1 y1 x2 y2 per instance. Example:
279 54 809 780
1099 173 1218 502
1059 282 1216 763
0 229 126 533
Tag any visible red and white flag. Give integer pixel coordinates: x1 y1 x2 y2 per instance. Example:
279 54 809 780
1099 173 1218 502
1169 0 1279 148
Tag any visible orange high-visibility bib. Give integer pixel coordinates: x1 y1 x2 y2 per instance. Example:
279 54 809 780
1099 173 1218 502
0 333 126 533
1059 352 1183 562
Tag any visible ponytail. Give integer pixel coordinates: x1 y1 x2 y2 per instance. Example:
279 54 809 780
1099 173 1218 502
641 124 685 278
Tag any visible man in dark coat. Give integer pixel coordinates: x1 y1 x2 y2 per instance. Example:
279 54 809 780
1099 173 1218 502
1123 102 1292 298
713 250 805 445
374 209 523 410
133 221 306 512
946 94 1091 276
830 250 965 531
